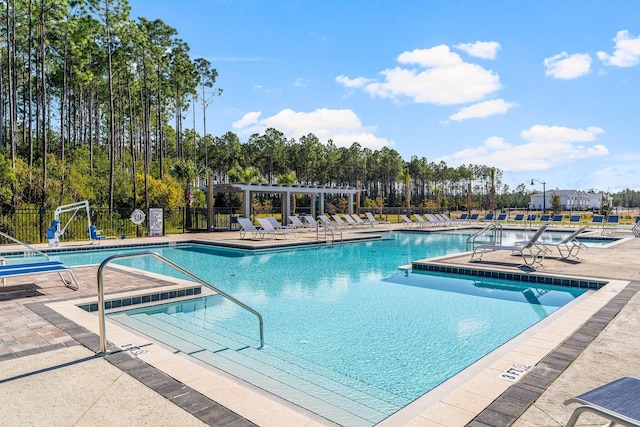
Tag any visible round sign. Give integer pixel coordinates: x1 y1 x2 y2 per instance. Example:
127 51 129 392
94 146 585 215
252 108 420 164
130 209 146 225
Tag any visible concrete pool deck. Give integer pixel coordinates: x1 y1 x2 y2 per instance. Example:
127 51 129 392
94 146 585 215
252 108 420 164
1 224 639 426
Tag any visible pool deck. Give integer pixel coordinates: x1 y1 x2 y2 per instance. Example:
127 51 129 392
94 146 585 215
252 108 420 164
1 223 639 426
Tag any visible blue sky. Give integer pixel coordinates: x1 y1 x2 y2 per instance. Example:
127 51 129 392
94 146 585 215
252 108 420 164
128 0 640 193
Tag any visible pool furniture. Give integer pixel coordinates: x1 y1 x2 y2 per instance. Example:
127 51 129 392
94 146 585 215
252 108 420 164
459 213 469 222
539 227 588 260
350 214 373 227
265 216 295 231
470 225 549 268
400 214 417 227
480 213 495 222
414 214 433 227
237 218 265 240
365 212 389 226
333 214 354 228
302 215 320 228
512 213 525 224
568 215 582 226
319 214 338 228
288 215 312 230
539 214 551 223
0 261 79 290
257 218 296 239
588 215 605 228
496 213 508 222
564 376 640 427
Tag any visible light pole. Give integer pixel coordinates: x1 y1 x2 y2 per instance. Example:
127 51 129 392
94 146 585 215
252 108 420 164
530 179 546 214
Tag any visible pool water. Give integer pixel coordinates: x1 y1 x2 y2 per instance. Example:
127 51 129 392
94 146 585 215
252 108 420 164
70 232 588 426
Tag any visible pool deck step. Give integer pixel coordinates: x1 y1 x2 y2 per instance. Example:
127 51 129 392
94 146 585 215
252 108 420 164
110 312 398 426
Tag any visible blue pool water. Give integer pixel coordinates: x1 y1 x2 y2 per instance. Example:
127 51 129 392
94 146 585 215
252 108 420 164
4 231 590 425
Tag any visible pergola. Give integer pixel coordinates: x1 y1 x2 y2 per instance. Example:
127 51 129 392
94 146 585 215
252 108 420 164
205 179 359 226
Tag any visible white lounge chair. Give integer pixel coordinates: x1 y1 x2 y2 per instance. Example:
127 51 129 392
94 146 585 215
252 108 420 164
470 225 549 268
302 215 320 228
256 218 296 239
265 216 295 230
539 227 588 260
237 218 265 240
288 215 312 230
400 214 417 227
332 214 352 228
365 212 389 226
414 214 433 227
350 214 373 227
318 214 337 227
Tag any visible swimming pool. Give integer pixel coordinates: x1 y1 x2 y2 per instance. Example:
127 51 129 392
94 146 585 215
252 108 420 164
40 232 583 426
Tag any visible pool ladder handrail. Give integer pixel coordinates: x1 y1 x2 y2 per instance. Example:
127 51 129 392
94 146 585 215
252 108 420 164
315 220 342 244
0 230 50 260
97 251 264 353
466 222 503 251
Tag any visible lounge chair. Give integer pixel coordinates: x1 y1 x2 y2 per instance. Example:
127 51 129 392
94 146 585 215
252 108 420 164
400 214 417 227
588 215 604 228
526 214 537 222
256 218 296 239
568 215 581 226
539 227 588 260
481 213 495 222
470 225 549 268
564 376 640 427
458 213 469 222
601 215 620 235
302 215 320 228
496 213 508 222
539 214 551 223
266 216 295 231
511 213 525 224
414 214 433 227
0 260 79 290
288 215 311 230
350 214 373 227
469 213 480 222
237 218 265 240
335 214 357 228
318 214 338 228
364 212 389 226
550 214 564 226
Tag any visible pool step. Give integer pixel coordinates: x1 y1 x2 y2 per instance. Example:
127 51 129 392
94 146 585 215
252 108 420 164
152 311 405 409
110 312 399 426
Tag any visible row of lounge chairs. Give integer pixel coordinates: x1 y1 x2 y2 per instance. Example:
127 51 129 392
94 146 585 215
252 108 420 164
470 224 589 269
237 212 389 240
400 213 467 227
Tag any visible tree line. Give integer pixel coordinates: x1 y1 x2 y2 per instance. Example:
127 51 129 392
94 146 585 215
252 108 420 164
1 0 637 217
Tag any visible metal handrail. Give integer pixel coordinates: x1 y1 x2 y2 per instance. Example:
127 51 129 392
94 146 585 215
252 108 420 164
0 230 50 260
316 221 342 244
466 223 503 251
97 251 264 353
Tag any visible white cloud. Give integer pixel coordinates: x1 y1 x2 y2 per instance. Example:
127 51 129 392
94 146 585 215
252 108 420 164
336 44 501 105
438 125 608 172
232 111 261 129
448 99 516 121
232 108 392 150
454 41 501 59
335 75 374 88
597 30 640 67
293 77 310 87
544 52 592 79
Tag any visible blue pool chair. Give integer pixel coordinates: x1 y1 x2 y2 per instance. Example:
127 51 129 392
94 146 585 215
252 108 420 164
564 377 640 427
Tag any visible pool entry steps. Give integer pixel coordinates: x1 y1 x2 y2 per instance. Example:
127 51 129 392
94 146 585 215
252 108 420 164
110 297 402 427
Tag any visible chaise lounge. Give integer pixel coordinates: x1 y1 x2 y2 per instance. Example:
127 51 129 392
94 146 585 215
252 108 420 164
470 225 549 268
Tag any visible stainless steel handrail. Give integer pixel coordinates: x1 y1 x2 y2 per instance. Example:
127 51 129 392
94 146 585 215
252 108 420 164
0 230 50 260
466 222 503 251
97 251 264 353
